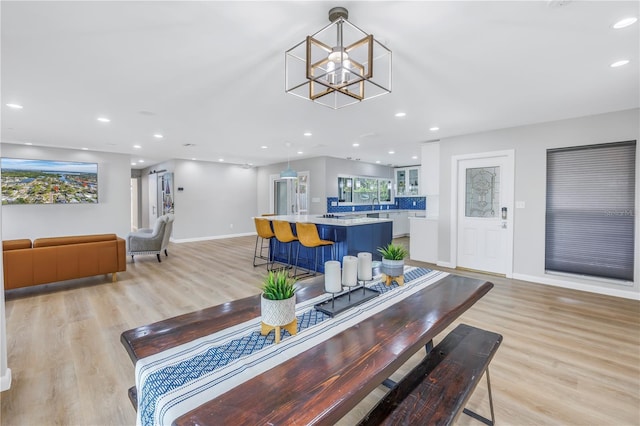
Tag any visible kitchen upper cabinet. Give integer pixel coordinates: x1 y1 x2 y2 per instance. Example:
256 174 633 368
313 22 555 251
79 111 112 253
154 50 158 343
395 166 421 196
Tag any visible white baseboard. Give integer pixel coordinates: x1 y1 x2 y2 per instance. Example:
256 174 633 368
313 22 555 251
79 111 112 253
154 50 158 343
1 368 11 392
436 261 455 268
512 273 639 300
171 232 255 244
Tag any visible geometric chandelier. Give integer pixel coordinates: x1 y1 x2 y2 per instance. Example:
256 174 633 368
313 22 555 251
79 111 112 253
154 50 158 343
285 7 392 109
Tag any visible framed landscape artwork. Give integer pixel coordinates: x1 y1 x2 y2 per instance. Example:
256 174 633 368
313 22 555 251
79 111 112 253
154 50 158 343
1 158 98 205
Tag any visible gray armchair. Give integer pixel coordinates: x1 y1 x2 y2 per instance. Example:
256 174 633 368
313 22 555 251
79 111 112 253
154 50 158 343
127 214 174 262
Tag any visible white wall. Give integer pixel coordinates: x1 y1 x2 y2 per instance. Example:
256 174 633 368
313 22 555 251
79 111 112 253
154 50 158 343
1 144 131 239
142 159 258 241
436 108 639 299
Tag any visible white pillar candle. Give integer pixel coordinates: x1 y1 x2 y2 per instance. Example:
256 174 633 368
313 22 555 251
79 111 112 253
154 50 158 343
324 261 342 293
342 256 358 287
357 252 373 281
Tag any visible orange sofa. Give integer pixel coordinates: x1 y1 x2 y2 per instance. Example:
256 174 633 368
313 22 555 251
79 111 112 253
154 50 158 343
3 234 126 290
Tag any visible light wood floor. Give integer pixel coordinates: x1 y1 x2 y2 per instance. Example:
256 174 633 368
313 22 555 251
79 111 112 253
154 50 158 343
1 236 639 426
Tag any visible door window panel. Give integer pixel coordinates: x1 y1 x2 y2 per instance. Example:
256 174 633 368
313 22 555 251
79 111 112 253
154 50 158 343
465 166 500 218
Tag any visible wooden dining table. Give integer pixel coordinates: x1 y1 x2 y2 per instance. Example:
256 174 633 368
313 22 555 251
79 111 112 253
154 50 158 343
121 272 493 425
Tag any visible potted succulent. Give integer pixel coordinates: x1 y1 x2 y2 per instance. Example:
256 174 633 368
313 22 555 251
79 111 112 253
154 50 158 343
260 269 298 343
377 243 409 277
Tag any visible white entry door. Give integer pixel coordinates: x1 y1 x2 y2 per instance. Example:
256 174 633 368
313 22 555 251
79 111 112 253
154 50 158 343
456 154 513 275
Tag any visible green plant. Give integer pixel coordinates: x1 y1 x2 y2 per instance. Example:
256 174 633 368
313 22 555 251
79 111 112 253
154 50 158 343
261 269 297 300
377 243 408 260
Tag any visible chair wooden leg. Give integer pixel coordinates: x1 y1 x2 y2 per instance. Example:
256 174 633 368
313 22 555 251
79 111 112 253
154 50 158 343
156 253 161 262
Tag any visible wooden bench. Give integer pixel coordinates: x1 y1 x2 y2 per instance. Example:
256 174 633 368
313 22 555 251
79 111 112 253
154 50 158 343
358 323 502 426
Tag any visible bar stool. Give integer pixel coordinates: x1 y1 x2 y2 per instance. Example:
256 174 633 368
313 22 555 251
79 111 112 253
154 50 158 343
294 222 335 277
271 220 299 271
253 218 275 269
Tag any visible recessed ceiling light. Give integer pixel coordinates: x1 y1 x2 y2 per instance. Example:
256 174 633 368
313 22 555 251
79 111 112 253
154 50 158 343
610 60 630 68
191 158 197 161
395 112 406 117
429 126 440 132
352 143 360 147
138 160 145 163
375 160 381 164
219 158 224 162
303 132 312 136
388 150 395 154
613 17 638 29
248 163 253 166
261 145 268 149
97 117 110 123
24 142 33 146
133 145 141 149
131 162 137 166
81 147 89 151
412 155 418 160
6 103 23 109
153 134 163 139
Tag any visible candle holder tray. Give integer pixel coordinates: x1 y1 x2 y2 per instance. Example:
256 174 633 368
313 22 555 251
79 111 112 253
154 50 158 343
314 286 380 317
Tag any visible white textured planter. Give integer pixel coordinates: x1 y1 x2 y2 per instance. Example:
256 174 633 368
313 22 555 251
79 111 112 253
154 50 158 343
261 293 296 327
381 258 404 277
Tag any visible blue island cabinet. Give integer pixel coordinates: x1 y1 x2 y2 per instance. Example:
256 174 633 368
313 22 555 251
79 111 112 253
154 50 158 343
267 217 393 274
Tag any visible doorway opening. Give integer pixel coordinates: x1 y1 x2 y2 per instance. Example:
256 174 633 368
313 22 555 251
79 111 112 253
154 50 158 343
270 172 309 215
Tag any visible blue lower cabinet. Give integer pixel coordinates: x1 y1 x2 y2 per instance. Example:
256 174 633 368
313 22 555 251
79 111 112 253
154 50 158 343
270 222 392 274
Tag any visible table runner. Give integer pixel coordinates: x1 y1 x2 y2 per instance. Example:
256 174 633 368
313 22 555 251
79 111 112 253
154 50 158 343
135 267 448 426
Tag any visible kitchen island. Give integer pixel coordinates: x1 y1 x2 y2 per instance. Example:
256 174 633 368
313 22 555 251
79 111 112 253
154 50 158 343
264 214 393 273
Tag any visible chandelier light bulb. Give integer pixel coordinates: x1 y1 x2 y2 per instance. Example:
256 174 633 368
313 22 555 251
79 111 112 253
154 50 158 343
328 49 348 63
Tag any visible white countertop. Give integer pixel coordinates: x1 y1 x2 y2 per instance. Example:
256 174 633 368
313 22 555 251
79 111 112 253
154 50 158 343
264 214 392 226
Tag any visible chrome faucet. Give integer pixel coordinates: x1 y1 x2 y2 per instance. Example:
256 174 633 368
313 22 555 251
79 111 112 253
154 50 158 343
372 197 379 210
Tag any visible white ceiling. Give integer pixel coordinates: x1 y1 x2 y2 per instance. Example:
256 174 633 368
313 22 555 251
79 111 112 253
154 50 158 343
2 1 638 169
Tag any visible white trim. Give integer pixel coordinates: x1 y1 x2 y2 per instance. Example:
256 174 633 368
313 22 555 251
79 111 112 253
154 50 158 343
450 149 515 275
436 261 455 268
1 368 11 392
512 273 640 301
171 232 255 244
268 173 279 215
